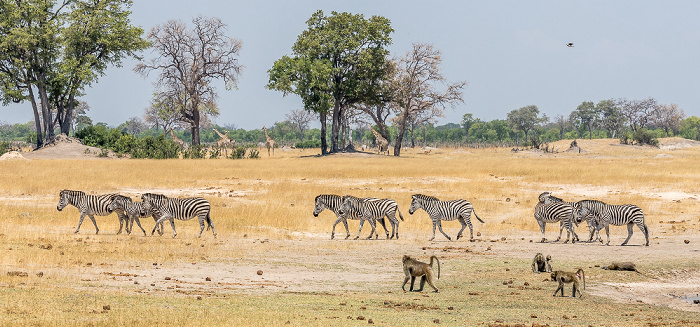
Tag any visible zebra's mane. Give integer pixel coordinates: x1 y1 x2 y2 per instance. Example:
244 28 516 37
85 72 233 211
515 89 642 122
412 194 439 201
143 193 167 199
61 189 85 196
114 194 133 202
580 199 606 205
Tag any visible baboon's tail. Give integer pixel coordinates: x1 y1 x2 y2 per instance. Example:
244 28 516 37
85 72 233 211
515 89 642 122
473 210 485 223
578 268 586 290
431 256 440 279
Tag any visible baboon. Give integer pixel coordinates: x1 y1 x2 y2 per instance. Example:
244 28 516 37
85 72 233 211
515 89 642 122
602 262 638 272
551 268 585 297
532 253 552 273
402 255 440 293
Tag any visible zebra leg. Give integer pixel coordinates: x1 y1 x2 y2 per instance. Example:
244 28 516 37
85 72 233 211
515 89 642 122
429 221 437 241
388 212 400 239
132 217 147 236
640 222 649 246
205 212 216 237
537 220 547 243
169 218 177 238
376 218 391 239
436 220 451 241
330 217 345 240
356 220 365 240
456 217 468 240
87 214 99 235
621 223 634 246
75 212 88 234
605 225 611 246
555 222 565 242
117 214 124 235
367 219 378 240
198 215 206 238
152 215 170 236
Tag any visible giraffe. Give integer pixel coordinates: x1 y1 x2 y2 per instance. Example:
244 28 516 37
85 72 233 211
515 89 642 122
370 127 389 155
213 128 235 157
169 127 185 148
262 126 275 156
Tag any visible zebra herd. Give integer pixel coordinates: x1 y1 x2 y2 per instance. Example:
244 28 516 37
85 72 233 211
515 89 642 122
313 194 485 241
535 192 649 246
56 189 647 246
56 190 216 238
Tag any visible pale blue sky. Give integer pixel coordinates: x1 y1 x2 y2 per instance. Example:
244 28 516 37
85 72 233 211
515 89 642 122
2 0 699 129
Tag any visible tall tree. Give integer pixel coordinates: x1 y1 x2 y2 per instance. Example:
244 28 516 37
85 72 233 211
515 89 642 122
267 10 393 154
0 0 147 148
507 105 545 146
391 43 465 156
461 113 475 141
569 101 599 139
616 97 657 132
553 114 570 140
597 99 625 138
135 16 243 145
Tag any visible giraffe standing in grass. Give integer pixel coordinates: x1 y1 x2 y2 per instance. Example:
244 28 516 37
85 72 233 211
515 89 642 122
262 126 275 156
370 128 389 155
169 127 185 148
213 128 235 157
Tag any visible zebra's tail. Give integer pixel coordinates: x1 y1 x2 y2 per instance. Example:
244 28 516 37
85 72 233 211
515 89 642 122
473 210 485 223
397 208 404 221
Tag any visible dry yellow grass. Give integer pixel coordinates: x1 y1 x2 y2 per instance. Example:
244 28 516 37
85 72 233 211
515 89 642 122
1 138 700 325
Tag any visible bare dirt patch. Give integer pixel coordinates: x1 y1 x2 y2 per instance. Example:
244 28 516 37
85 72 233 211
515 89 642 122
21 134 119 159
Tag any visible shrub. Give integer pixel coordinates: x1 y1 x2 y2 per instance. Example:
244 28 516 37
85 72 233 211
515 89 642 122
183 145 208 159
229 146 247 159
633 128 659 147
0 141 9 156
248 149 260 159
295 140 321 148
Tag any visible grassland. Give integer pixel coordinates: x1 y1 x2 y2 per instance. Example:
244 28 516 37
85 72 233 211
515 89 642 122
1 138 700 326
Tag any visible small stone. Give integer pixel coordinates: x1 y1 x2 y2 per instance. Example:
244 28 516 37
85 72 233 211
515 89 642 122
368 318 374 324
205 277 211 281
197 296 202 300
357 316 365 320
685 240 690 244
103 305 110 311
257 270 263 275
165 277 171 280
433 319 440 324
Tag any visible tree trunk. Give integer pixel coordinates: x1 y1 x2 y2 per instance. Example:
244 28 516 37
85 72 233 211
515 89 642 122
393 110 409 157
28 87 43 148
36 73 54 145
330 101 341 153
320 111 328 155
587 123 592 140
191 109 201 145
60 95 75 135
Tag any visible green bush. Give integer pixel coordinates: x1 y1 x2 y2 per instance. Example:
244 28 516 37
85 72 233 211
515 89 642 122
228 147 247 159
633 128 659 147
295 139 321 148
0 141 9 156
182 145 208 159
130 135 181 159
248 149 260 159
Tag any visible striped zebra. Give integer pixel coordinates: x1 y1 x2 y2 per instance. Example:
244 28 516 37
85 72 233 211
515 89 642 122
573 200 649 246
338 196 404 240
408 194 484 241
533 192 579 244
107 195 164 236
56 189 128 235
141 193 215 238
572 199 608 243
312 194 396 240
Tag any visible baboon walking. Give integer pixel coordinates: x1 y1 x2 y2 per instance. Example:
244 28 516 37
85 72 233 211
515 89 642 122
551 268 585 297
532 253 552 273
402 255 440 293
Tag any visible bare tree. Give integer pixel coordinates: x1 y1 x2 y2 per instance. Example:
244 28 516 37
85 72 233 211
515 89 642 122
123 117 147 135
652 103 685 136
554 115 570 140
616 97 658 132
144 93 184 132
134 16 243 145
391 43 466 156
285 109 314 141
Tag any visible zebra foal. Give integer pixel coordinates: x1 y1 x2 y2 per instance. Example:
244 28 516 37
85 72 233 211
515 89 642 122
312 194 396 239
142 193 215 238
408 194 484 241
108 195 163 236
56 190 128 235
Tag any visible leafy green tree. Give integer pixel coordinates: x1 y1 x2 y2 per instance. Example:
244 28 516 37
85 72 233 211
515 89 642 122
461 113 475 141
680 116 700 140
597 99 625 138
570 101 599 139
507 105 545 146
267 10 393 154
0 0 147 147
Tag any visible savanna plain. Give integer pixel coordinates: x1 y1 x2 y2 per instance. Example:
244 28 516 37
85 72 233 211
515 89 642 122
1 138 700 326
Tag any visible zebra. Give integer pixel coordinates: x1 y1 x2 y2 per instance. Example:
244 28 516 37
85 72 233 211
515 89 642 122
312 194 397 240
141 193 215 238
56 189 129 235
408 194 485 241
572 199 608 243
573 200 649 246
533 192 579 243
107 195 164 236
338 196 404 240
